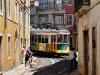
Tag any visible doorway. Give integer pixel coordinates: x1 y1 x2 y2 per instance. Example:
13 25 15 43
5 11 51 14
92 27 97 75
0 36 2 71
14 30 18 67
83 30 89 75
70 37 73 48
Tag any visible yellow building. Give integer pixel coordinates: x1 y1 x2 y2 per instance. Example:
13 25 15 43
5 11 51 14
0 0 30 72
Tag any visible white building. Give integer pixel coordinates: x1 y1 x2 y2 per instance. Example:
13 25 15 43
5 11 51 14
75 0 100 75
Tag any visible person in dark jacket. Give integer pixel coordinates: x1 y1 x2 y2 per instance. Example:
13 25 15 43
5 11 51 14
25 47 32 67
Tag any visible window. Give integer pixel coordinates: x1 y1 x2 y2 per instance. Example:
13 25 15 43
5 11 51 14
57 35 62 43
51 35 56 43
7 35 11 60
0 0 1 11
62 35 68 43
67 14 73 26
28 15 30 28
25 12 26 27
67 0 74 6
7 0 11 18
20 10 23 25
15 1 18 22
30 16 35 24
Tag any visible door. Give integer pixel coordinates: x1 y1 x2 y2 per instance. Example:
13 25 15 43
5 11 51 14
83 30 89 75
92 27 96 75
70 37 73 48
0 36 2 71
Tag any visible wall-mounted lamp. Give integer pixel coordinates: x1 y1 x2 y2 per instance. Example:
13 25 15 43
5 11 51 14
30 0 39 8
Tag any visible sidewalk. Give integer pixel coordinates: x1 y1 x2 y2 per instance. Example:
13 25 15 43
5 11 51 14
3 64 30 75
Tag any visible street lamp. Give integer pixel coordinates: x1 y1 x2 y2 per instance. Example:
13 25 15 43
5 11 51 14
23 0 39 46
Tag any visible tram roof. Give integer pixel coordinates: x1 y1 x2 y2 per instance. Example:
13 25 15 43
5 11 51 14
30 28 70 35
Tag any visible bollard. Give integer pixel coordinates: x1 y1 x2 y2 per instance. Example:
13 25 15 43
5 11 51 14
34 59 40 65
30 62 37 69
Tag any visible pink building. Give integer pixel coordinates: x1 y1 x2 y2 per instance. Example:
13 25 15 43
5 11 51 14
65 0 77 49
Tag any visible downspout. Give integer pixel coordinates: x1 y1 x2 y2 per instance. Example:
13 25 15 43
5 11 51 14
4 0 7 30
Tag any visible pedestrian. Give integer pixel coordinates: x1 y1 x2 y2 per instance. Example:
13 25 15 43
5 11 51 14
25 47 32 67
68 47 77 72
21 45 26 64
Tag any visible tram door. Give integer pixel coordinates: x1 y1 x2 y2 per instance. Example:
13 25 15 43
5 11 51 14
83 30 89 75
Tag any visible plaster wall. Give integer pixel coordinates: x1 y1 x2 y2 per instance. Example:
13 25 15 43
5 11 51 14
78 2 100 75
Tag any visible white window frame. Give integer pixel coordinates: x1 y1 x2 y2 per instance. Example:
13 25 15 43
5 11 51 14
15 1 18 23
67 0 74 6
0 0 2 15
7 0 11 19
7 34 11 60
66 14 73 26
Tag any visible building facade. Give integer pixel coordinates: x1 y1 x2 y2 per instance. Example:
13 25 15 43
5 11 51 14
65 0 77 48
75 0 100 75
30 0 66 29
0 0 30 72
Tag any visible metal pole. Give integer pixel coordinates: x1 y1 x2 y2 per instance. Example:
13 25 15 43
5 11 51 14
23 0 25 45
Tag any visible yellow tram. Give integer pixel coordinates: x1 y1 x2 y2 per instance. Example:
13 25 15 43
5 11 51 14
30 28 70 56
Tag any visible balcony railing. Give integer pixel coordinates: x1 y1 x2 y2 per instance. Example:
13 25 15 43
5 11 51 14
75 0 90 17
37 2 66 11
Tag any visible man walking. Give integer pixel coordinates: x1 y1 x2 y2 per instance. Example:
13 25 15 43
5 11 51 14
68 47 77 72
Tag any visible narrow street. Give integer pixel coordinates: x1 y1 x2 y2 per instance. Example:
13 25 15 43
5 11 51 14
22 55 71 75
21 54 80 75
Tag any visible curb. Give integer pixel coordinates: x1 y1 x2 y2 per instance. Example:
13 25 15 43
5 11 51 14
21 65 30 75
70 70 81 75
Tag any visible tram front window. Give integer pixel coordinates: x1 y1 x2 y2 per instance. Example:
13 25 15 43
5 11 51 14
35 35 37 42
38 35 41 43
62 35 67 43
57 35 62 43
51 35 56 43
41 35 45 43
45 35 48 43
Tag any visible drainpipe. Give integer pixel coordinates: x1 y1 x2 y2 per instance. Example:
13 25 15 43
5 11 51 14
4 0 7 29
23 0 26 45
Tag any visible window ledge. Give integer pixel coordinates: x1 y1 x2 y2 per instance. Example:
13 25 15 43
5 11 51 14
7 16 11 20
7 56 11 60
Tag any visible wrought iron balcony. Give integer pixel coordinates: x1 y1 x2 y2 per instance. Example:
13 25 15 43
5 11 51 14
36 1 66 11
75 0 90 17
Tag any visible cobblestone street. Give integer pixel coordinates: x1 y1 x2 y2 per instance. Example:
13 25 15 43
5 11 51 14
3 56 80 75
33 59 72 75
